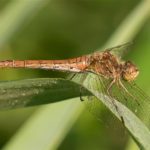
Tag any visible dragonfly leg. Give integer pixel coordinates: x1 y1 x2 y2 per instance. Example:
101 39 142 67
116 82 128 107
82 70 108 79
67 73 77 80
69 71 86 102
107 79 115 94
119 79 140 106
107 79 125 125
80 86 84 102
83 70 98 76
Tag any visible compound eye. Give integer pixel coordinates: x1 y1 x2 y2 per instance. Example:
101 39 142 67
122 61 139 81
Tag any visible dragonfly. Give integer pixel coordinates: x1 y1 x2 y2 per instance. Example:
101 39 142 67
0 43 149 126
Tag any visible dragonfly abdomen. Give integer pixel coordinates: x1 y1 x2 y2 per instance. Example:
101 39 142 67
0 57 89 72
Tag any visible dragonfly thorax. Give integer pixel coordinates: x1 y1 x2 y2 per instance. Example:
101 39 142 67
89 51 139 82
90 51 122 80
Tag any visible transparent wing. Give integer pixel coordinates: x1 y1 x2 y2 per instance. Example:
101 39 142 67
77 72 150 129
102 42 133 57
68 72 112 123
105 42 132 51
68 70 150 129
79 73 124 124
117 80 150 127
97 75 150 129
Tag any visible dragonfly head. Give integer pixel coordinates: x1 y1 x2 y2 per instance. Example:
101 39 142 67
122 61 139 81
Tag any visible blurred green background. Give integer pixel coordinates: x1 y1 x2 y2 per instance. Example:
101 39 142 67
0 0 149 150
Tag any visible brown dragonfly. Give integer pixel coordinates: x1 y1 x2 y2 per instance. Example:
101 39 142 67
0 43 149 126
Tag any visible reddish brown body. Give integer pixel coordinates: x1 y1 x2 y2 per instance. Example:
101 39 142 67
0 48 140 124
0 51 139 82
0 56 90 72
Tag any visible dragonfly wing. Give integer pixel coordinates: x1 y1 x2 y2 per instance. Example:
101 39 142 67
103 42 133 57
78 72 150 129
80 73 124 123
104 79 150 129
67 71 150 129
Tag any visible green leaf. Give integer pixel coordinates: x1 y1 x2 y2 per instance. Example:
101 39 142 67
72 71 150 149
0 78 90 110
88 90 150 150
2 100 83 150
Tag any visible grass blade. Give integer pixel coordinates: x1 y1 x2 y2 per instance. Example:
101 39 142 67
89 90 150 150
0 78 90 110
0 0 49 48
2 100 83 150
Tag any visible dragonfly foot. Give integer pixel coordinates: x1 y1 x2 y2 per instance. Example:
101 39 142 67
121 116 125 126
80 96 84 102
79 86 84 102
